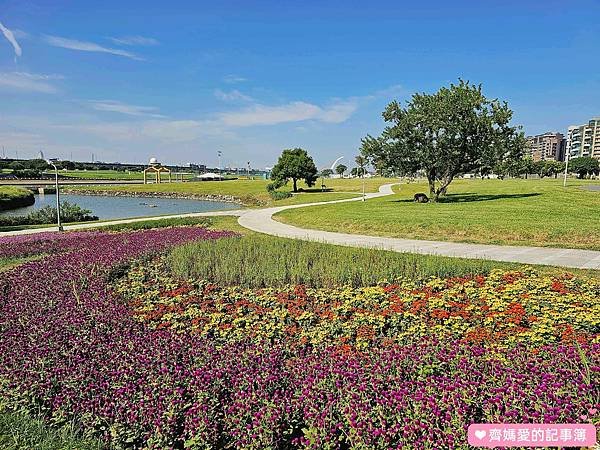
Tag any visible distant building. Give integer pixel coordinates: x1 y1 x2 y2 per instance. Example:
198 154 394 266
525 132 565 161
566 118 600 160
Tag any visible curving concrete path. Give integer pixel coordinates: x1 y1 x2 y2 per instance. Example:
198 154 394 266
237 184 600 270
2 183 599 270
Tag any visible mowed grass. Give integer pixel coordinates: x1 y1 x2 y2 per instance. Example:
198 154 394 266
275 178 600 250
68 177 394 206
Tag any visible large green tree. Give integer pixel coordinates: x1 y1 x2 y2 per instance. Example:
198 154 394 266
335 164 347 177
360 80 525 201
270 148 318 192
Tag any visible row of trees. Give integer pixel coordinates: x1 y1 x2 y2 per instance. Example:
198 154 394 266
493 156 599 179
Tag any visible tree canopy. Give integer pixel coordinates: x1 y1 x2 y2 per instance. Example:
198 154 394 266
335 164 347 176
569 157 599 179
360 80 525 201
270 148 318 192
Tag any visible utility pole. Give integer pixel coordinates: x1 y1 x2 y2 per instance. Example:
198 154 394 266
247 161 250 179
563 150 569 187
217 150 222 175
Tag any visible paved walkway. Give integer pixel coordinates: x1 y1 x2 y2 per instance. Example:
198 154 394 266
2 183 599 270
238 184 600 270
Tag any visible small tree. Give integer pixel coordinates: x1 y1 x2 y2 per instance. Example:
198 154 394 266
320 168 333 178
335 164 347 177
360 80 525 201
270 148 318 192
569 157 599 179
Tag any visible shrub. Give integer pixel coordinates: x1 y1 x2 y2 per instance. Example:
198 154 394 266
0 201 98 226
268 190 293 200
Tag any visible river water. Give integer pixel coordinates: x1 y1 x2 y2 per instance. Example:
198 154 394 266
0 193 240 220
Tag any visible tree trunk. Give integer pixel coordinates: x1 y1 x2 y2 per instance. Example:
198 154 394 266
293 178 298 192
427 176 436 201
434 174 454 202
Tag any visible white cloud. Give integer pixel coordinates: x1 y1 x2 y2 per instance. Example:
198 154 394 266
223 75 247 84
0 72 60 93
218 100 358 127
0 21 22 58
89 100 166 118
44 35 143 60
109 35 159 46
214 89 254 102
11 29 29 40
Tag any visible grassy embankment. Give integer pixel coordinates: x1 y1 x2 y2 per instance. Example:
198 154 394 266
66 177 397 206
0 186 35 211
275 178 600 250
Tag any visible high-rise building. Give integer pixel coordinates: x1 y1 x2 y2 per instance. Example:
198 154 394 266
525 132 565 161
566 118 600 160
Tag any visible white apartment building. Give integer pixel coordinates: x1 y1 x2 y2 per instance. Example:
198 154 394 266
566 118 600 160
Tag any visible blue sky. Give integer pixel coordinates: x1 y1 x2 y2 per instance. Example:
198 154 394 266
1 0 599 169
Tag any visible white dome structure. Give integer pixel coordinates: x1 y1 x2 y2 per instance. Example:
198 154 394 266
149 157 159 165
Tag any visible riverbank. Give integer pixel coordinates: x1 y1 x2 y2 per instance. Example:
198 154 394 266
63 188 259 206
0 186 35 211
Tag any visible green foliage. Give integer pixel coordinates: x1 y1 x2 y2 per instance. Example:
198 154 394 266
99 217 213 231
268 190 293 200
0 201 98 227
0 187 35 211
361 80 525 201
270 148 318 192
532 159 564 178
0 410 102 450
335 164 347 176
169 234 517 288
320 168 334 178
569 156 600 179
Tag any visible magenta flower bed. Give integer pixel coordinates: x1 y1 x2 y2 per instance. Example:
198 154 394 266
0 229 598 449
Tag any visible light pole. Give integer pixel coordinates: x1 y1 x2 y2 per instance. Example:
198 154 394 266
217 150 222 175
46 158 63 231
563 150 570 187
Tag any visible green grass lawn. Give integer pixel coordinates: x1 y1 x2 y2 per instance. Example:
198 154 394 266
67 177 396 206
275 178 600 250
0 186 35 211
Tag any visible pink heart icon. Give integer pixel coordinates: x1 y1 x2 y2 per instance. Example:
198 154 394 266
475 430 487 440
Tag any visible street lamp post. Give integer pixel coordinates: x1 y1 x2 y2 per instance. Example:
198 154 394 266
563 150 570 187
46 158 63 231
217 150 222 175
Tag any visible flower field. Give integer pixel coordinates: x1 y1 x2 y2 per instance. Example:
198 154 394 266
0 229 599 449
119 258 600 348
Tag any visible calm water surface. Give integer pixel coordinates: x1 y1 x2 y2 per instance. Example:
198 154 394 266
0 193 240 220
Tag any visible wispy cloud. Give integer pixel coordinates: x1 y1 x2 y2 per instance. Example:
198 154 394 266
214 89 254 102
0 72 61 93
0 21 22 58
44 35 143 60
89 100 166 118
223 75 247 84
109 35 159 46
218 100 358 127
